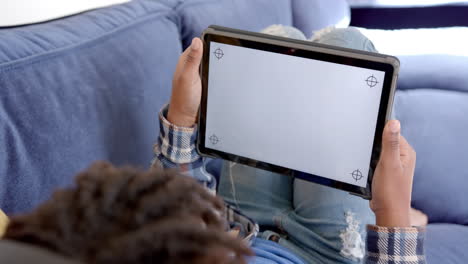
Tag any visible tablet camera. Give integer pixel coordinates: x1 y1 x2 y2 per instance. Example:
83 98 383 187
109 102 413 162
209 134 219 145
350 169 363 182
214 48 224 60
365 75 378 88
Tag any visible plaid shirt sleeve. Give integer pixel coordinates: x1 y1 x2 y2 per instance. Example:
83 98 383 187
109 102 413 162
365 225 426 264
151 105 216 191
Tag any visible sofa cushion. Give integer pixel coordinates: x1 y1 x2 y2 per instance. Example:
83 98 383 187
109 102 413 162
397 55 468 92
174 0 293 49
425 224 468 264
0 0 181 213
393 88 468 225
291 0 351 38
393 54 468 225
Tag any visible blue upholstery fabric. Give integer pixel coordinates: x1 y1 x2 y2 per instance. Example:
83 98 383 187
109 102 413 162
425 224 468 264
0 0 181 213
393 55 468 225
291 0 350 38
394 89 468 225
174 0 293 49
397 55 468 92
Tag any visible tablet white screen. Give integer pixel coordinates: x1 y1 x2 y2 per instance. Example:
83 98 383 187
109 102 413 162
205 42 385 187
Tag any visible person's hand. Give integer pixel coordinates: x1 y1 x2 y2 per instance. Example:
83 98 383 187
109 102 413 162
370 120 417 227
167 38 203 127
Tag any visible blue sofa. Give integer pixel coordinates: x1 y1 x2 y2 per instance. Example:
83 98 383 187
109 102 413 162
0 0 467 263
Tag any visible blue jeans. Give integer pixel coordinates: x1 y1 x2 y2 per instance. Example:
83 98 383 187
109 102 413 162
218 28 377 264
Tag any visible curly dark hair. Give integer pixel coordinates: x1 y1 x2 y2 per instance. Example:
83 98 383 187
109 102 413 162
4 162 253 264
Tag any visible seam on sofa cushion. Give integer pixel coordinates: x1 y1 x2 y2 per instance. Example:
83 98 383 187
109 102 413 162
397 87 468 94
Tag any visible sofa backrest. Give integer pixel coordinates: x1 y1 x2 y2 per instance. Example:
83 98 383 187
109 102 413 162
0 0 181 213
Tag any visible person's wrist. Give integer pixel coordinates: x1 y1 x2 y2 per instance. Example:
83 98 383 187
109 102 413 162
374 208 411 227
167 106 197 127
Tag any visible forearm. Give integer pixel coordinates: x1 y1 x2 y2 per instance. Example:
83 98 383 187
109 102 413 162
365 225 426 264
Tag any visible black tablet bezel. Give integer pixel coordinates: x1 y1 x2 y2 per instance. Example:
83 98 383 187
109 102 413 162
198 29 396 199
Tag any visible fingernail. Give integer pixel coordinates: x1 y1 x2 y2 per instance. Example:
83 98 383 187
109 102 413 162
390 120 400 133
191 38 200 51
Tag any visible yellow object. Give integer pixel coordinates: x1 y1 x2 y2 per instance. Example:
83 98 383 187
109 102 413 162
0 209 8 238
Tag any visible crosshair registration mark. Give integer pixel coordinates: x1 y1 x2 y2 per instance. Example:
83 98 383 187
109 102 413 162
351 169 363 182
365 75 379 88
209 134 219 145
214 48 224 60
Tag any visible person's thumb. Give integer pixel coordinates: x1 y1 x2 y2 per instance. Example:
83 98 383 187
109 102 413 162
381 120 401 164
183 38 203 76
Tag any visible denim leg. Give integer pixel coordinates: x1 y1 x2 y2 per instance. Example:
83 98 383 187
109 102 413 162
285 181 375 263
218 161 293 228
312 27 378 53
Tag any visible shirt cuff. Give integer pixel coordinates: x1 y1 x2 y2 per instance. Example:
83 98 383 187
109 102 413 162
366 225 426 263
154 105 201 164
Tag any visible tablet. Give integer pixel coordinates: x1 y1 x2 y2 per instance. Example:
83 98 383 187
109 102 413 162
198 25 399 199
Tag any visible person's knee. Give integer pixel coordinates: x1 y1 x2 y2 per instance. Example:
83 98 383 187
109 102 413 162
313 27 377 52
261 25 377 53
262 24 307 40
